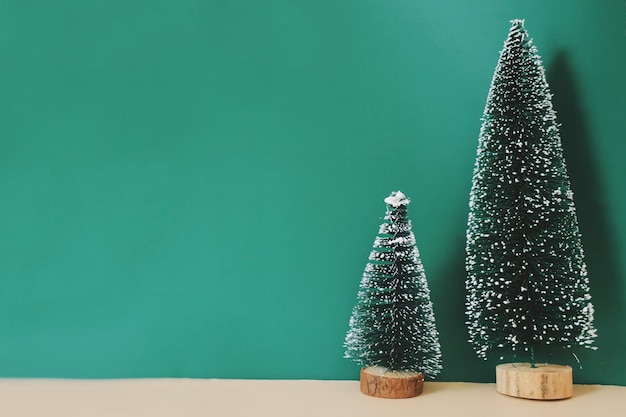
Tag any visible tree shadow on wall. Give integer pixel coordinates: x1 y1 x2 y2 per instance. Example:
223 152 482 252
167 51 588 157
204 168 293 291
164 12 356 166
548 51 626 385
434 232 500 383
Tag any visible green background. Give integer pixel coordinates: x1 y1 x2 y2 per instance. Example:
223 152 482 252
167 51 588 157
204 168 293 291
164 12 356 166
1 0 624 385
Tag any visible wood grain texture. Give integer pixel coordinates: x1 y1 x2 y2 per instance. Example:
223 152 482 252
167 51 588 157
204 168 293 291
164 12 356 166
360 366 424 398
496 363 573 400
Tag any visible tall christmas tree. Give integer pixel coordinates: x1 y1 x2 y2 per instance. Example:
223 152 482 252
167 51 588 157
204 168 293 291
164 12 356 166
465 20 597 367
345 191 442 380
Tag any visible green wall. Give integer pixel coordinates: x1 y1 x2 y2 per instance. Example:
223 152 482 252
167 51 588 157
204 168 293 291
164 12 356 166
1 0 624 384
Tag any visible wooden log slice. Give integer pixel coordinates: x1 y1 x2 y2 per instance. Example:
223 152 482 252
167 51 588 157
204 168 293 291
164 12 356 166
496 363 573 400
360 366 424 398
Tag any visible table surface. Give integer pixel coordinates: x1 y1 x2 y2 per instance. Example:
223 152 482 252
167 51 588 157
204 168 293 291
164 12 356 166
0 378 623 417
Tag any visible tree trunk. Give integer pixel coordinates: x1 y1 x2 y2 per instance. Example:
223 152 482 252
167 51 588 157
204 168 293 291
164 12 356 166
496 363 573 400
360 366 424 398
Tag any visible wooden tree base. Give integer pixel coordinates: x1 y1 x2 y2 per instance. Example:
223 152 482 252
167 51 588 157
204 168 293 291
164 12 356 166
360 366 424 398
496 363 573 400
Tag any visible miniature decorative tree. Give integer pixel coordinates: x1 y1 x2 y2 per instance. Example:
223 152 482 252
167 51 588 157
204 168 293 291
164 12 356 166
345 191 442 398
465 19 597 399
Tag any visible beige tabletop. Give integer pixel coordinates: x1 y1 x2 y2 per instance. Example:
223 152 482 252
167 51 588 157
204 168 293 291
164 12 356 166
0 378 623 417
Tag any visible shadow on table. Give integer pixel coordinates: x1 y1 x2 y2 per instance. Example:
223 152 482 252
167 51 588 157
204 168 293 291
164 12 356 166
572 384 602 398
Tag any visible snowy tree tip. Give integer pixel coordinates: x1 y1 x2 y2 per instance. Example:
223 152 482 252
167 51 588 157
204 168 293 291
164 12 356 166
384 191 410 207
510 18 525 27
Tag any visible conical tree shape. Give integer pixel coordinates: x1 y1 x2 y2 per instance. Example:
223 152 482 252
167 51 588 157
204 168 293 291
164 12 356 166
465 20 596 364
345 191 442 378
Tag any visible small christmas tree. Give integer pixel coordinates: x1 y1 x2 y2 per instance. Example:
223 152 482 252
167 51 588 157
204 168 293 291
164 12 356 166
465 19 597 379
345 191 442 395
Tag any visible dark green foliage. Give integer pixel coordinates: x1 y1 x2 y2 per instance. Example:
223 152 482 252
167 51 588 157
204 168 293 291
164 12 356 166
465 20 596 363
345 191 442 377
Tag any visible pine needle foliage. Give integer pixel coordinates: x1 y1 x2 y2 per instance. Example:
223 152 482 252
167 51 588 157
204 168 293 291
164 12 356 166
345 191 442 377
465 20 597 364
